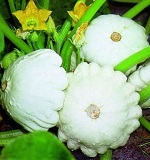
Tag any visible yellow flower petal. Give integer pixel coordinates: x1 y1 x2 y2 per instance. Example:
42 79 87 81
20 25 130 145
74 1 88 18
68 1 91 26
72 22 88 48
13 0 52 31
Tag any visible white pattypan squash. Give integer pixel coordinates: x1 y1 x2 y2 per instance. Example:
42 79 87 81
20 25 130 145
128 60 150 108
80 14 149 71
0 49 68 131
58 62 142 157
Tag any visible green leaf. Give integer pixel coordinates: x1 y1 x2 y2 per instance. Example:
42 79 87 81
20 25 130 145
0 28 5 54
0 0 10 19
13 0 22 10
0 131 75 160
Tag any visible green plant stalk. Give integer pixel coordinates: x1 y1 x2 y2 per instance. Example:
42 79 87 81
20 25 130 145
145 15 150 35
77 49 81 66
56 0 87 54
139 84 150 105
21 0 27 10
114 46 150 73
56 17 72 54
114 0 150 111
47 38 54 50
0 129 25 146
114 47 150 126
43 0 51 9
100 149 112 160
35 32 46 49
123 0 150 19
69 0 106 38
139 140 150 147
32 42 39 51
0 14 33 53
114 46 150 131
139 117 150 131
136 72 150 131
46 35 52 49
26 39 34 51
0 29 5 54
61 40 75 71
0 129 25 139
50 40 54 50
61 0 106 71
8 0 16 13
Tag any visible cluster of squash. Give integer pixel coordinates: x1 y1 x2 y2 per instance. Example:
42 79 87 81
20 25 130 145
0 14 149 157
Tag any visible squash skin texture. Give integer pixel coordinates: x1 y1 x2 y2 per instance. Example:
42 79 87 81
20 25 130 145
80 14 149 69
128 61 150 108
0 49 68 131
58 62 142 157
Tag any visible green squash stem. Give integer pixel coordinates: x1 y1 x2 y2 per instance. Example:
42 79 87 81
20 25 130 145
114 46 150 104
100 149 112 160
139 84 150 105
139 117 150 132
114 46 150 131
0 129 25 146
61 0 106 72
114 46 150 73
145 15 150 35
8 0 16 13
123 0 150 19
55 0 87 54
0 14 33 53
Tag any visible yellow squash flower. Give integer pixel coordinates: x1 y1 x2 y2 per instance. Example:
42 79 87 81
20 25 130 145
68 1 91 26
13 0 52 31
72 22 88 48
